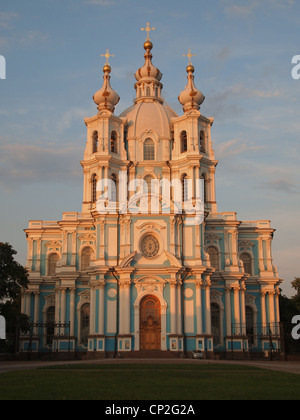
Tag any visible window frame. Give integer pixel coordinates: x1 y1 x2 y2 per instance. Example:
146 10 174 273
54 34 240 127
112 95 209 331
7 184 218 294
143 138 155 161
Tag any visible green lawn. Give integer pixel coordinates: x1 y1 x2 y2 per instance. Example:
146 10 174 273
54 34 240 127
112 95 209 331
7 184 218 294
0 363 299 400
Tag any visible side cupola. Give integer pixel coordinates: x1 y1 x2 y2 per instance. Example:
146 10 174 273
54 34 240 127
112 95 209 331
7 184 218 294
93 50 120 114
178 50 205 113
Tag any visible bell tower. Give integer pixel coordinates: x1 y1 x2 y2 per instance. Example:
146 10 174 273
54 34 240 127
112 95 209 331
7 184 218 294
81 50 128 214
171 50 218 213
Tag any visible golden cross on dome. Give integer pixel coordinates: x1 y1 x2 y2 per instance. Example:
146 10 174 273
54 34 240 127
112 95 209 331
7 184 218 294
183 49 196 65
100 49 115 65
141 22 156 41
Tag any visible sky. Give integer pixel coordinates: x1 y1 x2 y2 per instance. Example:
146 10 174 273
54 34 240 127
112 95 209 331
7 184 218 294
0 0 299 297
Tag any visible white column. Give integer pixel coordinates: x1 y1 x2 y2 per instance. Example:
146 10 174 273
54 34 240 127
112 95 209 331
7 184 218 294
170 218 176 256
170 281 177 335
240 282 246 335
268 291 275 326
205 277 211 335
161 304 167 351
36 239 41 273
117 272 131 337
258 238 265 272
90 285 96 335
195 281 203 335
225 287 232 336
176 282 182 336
25 292 31 318
260 292 267 334
124 283 131 335
55 287 60 335
61 288 66 335
275 287 281 325
98 283 105 335
266 237 273 271
70 288 75 337
34 292 40 335
233 286 241 335
119 284 125 335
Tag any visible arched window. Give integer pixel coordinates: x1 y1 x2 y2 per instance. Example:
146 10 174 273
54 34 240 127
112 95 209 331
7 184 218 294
111 131 117 153
80 303 90 346
246 306 254 344
146 86 151 97
200 130 206 153
110 173 117 202
144 175 153 195
46 306 55 345
48 253 59 276
211 303 221 346
181 174 188 205
206 246 219 270
91 174 97 203
240 253 252 275
81 247 94 271
144 138 155 160
180 131 187 153
92 131 98 154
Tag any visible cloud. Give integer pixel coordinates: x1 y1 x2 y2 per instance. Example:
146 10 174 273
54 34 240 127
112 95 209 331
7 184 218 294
0 12 19 28
227 84 282 99
221 0 294 18
215 137 264 158
205 83 282 120
0 141 82 191
85 0 115 5
268 0 295 8
216 46 232 62
258 178 300 194
221 0 259 17
57 107 93 132
20 30 48 46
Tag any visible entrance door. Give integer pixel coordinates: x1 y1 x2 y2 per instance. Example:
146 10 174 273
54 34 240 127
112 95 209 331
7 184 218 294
140 295 161 350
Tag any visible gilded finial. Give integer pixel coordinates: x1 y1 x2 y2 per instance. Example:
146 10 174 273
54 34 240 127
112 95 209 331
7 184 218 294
141 22 156 41
183 49 196 73
183 49 196 65
101 49 115 66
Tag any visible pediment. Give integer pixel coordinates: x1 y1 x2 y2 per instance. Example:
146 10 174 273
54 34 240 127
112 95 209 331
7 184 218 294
118 251 137 268
164 250 182 268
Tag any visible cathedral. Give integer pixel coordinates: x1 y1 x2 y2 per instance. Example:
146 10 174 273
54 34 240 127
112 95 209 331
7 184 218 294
21 26 283 357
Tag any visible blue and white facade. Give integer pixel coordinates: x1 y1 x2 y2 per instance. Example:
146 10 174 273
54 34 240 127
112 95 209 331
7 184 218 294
21 36 283 356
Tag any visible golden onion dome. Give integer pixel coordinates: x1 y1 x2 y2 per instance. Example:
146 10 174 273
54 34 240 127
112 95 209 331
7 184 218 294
93 61 120 113
178 63 205 113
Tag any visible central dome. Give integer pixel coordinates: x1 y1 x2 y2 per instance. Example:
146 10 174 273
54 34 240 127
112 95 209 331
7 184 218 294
119 39 178 139
119 100 178 139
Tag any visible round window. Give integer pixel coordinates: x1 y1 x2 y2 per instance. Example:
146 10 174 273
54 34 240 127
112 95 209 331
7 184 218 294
141 234 160 258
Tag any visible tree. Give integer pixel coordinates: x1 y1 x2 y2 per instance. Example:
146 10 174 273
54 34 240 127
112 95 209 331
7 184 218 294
0 242 29 353
291 277 300 311
0 242 28 301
